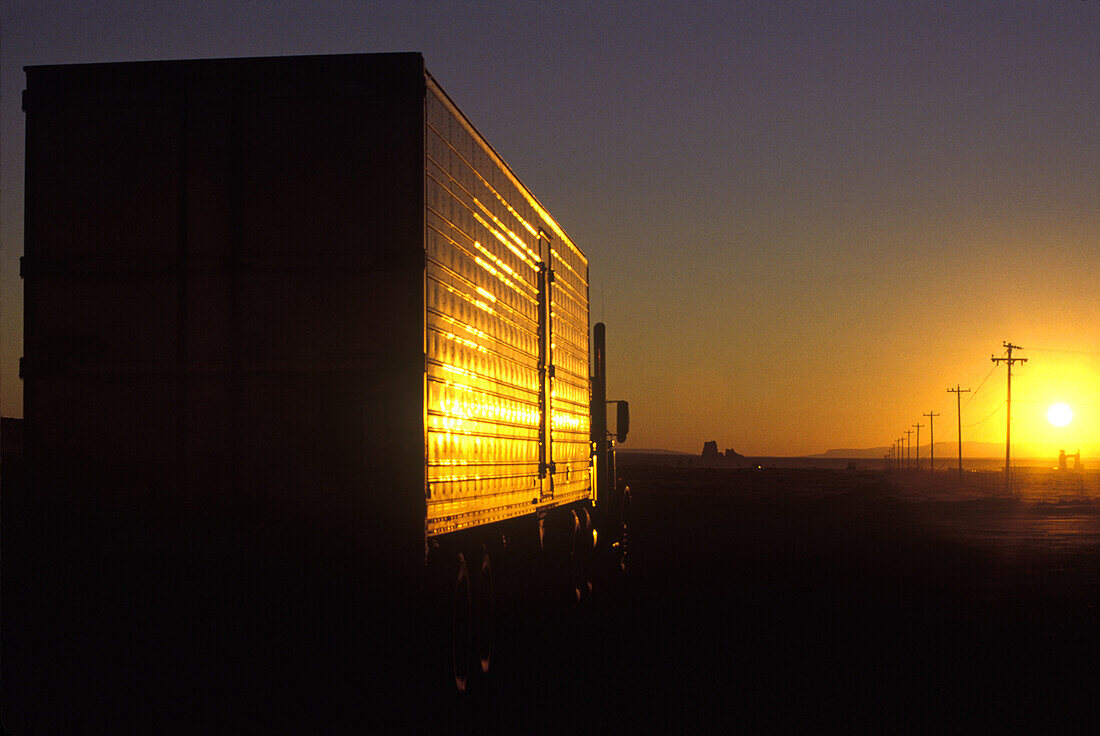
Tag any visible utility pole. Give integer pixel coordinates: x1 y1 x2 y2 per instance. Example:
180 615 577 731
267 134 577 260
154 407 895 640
992 342 1027 495
947 385 971 481
913 422 924 472
904 429 913 471
924 411 939 473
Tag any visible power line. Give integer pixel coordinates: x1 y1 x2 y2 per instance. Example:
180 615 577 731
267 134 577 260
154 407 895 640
1014 399 1100 408
962 400 1005 429
1018 346 1100 356
965 363 999 407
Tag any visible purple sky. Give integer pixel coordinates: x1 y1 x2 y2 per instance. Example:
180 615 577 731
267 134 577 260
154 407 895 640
3 1 1099 455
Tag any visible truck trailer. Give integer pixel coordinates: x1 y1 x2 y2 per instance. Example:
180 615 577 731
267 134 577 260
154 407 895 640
6 53 629 732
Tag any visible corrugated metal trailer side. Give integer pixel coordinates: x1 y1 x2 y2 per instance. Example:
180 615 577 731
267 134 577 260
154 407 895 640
8 52 604 732
423 77 591 536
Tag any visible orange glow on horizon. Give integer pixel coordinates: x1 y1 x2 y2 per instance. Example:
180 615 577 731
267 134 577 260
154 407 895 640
947 349 1100 461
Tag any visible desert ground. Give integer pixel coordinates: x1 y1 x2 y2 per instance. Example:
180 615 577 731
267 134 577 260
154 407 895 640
453 461 1100 734
7 458 1099 733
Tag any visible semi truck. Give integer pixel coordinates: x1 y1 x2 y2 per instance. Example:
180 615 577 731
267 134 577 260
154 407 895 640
5 53 629 732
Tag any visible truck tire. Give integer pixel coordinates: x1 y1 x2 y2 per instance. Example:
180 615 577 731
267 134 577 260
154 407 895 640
474 543 493 676
606 486 631 578
618 486 631 573
536 515 555 600
538 511 574 609
569 509 583 603
579 506 595 599
451 552 472 693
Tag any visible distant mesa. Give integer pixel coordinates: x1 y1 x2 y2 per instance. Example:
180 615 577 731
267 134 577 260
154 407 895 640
701 440 745 466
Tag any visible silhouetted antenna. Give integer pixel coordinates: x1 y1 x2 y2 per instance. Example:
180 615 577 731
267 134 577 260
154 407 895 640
991 342 1026 495
913 422 924 472
947 385 971 481
923 411 940 472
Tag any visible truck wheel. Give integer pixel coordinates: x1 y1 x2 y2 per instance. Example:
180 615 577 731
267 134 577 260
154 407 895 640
451 552 472 692
573 508 594 602
536 515 556 600
568 510 583 603
474 544 493 676
613 487 631 573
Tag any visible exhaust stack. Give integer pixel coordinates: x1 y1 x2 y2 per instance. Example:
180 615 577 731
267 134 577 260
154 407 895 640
592 323 609 505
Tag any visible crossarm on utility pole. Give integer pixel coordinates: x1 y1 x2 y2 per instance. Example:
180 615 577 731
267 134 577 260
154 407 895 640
923 411 940 472
991 342 1027 495
913 423 924 471
947 385 971 481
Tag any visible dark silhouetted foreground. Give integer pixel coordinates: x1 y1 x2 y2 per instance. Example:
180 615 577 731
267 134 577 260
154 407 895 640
460 465 1100 734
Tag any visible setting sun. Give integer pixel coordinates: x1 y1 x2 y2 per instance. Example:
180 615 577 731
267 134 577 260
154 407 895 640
1047 403 1074 427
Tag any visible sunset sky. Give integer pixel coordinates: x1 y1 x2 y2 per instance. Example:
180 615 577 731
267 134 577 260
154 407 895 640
3 1 1099 457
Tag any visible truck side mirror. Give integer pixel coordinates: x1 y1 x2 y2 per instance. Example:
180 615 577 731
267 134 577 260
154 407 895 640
615 401 629 443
